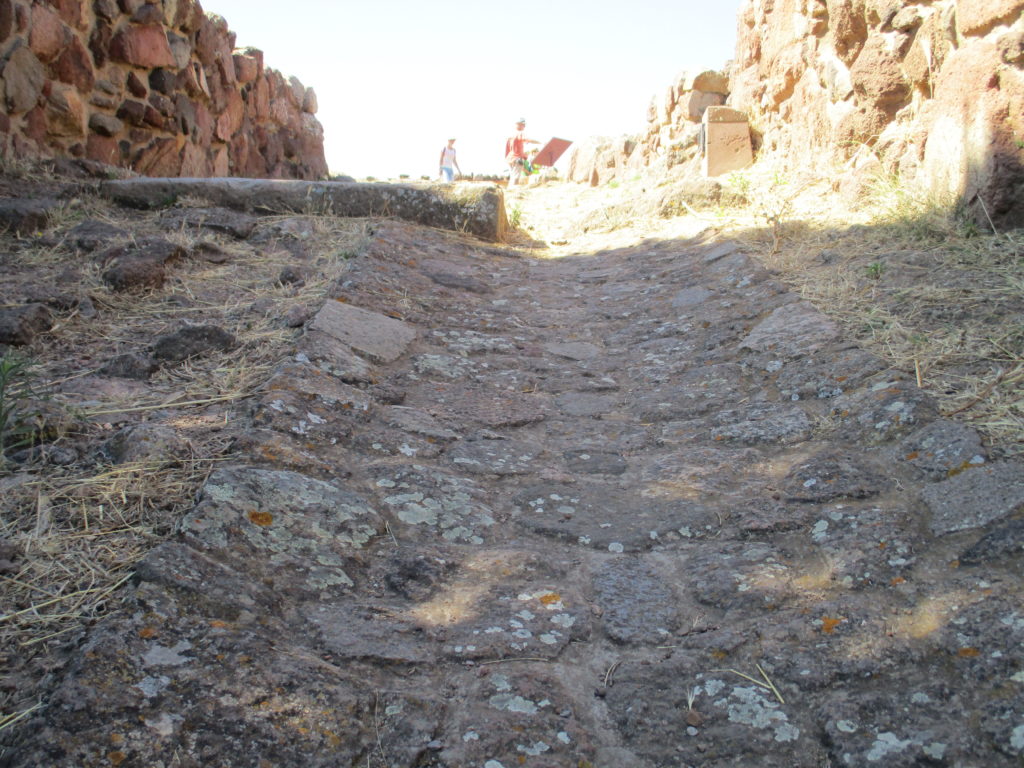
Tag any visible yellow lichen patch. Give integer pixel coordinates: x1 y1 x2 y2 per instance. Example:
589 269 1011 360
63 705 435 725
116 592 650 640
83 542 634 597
108 752 126 767
821 616 844 634
248 509 274 526
539 592 562 606
957 647 981 658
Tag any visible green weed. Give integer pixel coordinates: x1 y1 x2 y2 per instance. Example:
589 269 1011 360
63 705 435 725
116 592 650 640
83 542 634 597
0 351 45 461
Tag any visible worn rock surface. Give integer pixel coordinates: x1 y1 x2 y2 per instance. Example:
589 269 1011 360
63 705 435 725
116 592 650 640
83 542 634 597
3 177 1023 768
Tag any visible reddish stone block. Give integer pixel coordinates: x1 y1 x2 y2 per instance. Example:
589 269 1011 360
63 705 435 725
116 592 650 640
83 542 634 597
52 37 96 93
127 71 148 97
89 21 113 68
133 136 182 176
110 25 176 68
28 4 67 62
3 46 46 114
0 0 13 41
215 88 243 141
44 0 83 29
957 0 1024 36
86 134 120 165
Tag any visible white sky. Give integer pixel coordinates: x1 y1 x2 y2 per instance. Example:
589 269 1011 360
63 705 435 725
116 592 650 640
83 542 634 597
201 0 741 179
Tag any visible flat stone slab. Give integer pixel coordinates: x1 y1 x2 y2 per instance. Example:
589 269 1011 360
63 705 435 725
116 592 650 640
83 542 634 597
554 392 618 418
309 299 417 364
544 341 603 360
371 464 496 545
922 461 1024 534
740 301 840 358
782 450 892 503
513 484 722 551
101 177 508 241
438 670 595 766
181 467 382 597
672 286 715 308
660 403 813 446
900 419 987 479
447 437 542 475
593 558 679 643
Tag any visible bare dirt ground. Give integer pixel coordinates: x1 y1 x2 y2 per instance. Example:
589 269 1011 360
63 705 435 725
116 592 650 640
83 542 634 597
2 163 1023 766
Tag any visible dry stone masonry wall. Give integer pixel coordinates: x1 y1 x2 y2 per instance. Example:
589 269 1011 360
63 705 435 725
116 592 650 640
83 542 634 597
730 0 1024 226
0 0 327 178
568 69 731 186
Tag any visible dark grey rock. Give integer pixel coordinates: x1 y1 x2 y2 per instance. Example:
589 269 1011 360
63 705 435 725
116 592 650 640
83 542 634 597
661 403 813 446
436 671 595 765
592 558 679 643
102 178 509 241
782 451 892 502
771 345 884 400
301 603 437 663
65 219 129 251
88 113 122 137
554 391 618 418
191 241 234 263
99 352 158 380
545 341 602 360
899 419 987 479
672 286 715 308
922 461 1024 534
181 467 382 596
277 265 308 286
0 198 59 235
371 464 495 545
309 300 416 364
102 255 166 291
0 303 52 345
447 436 541 476
159 207 258 239
425 382 548 428
959 517 1024 565
282 304 315 327
835 380 940 445
7 443 78 466
423 266 490 294
740 301 840 358
563 448 627 475
514 483 721 552
632 363 748 421
151 324 236 363
101 424 189 465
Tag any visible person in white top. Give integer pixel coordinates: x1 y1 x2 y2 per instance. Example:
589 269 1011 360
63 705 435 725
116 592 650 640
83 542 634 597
439 138 462 182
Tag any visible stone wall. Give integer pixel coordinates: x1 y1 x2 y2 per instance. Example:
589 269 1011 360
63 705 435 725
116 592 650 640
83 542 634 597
0 0 327 179
730 0 1024 226
567 70 730 186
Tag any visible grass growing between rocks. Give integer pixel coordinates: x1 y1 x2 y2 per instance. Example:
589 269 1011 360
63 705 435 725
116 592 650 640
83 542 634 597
1 182 372 731
717 162 1024 457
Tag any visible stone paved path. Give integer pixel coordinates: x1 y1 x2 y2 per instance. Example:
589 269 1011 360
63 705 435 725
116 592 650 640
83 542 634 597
9 206 1024 767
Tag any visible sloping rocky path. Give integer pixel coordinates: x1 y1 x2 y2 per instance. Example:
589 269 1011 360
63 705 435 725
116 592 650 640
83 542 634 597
8 189 1024 767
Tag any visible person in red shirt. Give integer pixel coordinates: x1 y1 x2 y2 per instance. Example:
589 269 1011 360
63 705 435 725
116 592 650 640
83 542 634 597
505 118 540 187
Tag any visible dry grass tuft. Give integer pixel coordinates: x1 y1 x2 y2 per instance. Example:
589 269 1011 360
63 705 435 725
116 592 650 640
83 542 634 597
718 164 1024 456
1 188 373 727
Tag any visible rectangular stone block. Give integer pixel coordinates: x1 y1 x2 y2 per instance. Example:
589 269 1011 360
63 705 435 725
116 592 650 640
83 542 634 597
309 299 416 364
702 108 754 177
